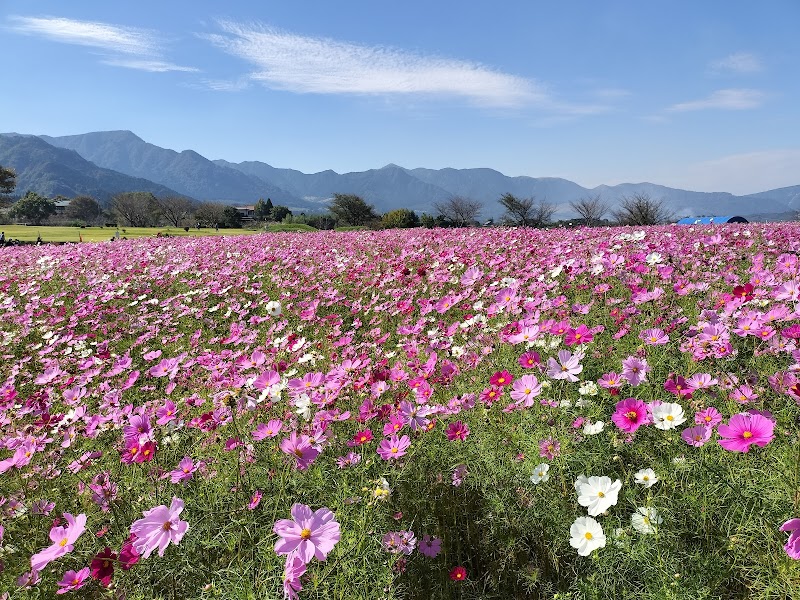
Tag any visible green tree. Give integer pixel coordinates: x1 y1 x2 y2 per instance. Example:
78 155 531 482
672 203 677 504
0 165 15 207
329 193 379 226
271 205 292 222
221 206 243 228
254 198 273 221
9 191 56 225
381 208 420 229
64 196 102 223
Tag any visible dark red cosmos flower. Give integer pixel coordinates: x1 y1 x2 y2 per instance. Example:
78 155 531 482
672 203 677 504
732 283 754 301
449 566 468 581
90 547 117 586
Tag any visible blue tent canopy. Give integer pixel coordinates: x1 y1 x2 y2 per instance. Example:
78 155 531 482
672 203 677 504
676 216 748 225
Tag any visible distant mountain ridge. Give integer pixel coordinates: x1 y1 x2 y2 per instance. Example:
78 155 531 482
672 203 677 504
1 130 798 220
0 134 182 202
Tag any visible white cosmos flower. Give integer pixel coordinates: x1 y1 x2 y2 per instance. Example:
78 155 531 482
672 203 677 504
265 300 282 316
569 516 606 556
631 506 662 534
577 476 622 516
293 394 312 421
578 381 599 396
574 474 590 491
583 420 605 435
634 468 658 488
530 463 550 484
651 402 686 430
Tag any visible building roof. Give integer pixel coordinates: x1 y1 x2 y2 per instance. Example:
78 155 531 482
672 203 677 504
676 216 748 225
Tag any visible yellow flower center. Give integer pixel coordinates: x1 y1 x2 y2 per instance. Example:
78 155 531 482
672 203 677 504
162 521 172 531
391 447 398 453
597 491 605 498
742 431 753 439
666 415 674 421
300 528 312 540
59 538 69 547
584 532 593 540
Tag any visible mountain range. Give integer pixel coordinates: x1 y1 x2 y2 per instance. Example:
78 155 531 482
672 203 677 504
2 130 799 221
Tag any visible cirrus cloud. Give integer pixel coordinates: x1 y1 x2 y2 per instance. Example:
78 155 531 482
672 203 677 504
8 15 198 73
203 21 572 109
667 88 766 112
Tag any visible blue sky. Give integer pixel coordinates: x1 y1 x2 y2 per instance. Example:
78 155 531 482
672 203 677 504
1 0 798 194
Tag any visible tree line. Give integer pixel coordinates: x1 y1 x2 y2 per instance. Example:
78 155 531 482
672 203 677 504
1 163 676 230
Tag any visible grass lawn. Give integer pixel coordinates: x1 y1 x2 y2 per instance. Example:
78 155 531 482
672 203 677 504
0 224 264 243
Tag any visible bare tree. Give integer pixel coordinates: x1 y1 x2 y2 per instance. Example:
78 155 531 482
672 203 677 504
157 196 195 227
111 192 162 227
433 196 483 227
612 193 674 226
569 194 610 226
499 194 555 227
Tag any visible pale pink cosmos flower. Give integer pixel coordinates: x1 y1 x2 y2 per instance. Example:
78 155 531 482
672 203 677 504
30 513 87 572
547 350 583 382
279 432 320 470
640 328 669 345
694 407 722 428
253 419 284 441
621 356 650 386
170 457 197 484
377 434 411 460
273 503 340 563
130 497 189 559
681 425 712 447
283 553 307 599
510 374 542 405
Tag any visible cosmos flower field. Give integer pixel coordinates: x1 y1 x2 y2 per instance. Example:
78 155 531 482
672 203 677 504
1 225 799 599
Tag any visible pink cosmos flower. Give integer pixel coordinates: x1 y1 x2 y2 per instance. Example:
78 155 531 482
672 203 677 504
280 432 320 470
130 497 189 559
57 567 90 594
611 398 649 433
419 534 442 558
546 350 583 382
780 518 800 559
119 534 140 570
452 464 468 487
377 434 411 460
253 419 284 440
717 413 774 453
564 324 593 346
518 351 541 369
335 452 362 468
694 407 722 428
664 375 693 398
621 356 650 386
539 437 561 460
597 372 624 394
30 512 87 572
490 370 514 386
248 490 263 510
681 425 712 447
283 553 307 600
510 374 542 405
273 503 341 563
445 421 470 441
640 328 669 345
170 457 197 484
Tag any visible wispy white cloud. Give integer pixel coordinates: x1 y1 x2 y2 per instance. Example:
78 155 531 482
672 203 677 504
667 88 765 112
710 52 762 74
188 77 252 92
203 21 591 110
8 15 196 72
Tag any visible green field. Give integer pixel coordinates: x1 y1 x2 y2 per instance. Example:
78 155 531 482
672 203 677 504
0 225 264 243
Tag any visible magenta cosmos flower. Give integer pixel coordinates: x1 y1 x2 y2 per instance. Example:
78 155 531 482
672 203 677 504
57 567 90 594
130 497 189 559
279 431 320 470
273 503 341 563
445 421 470 441
30 513 87 572
717 413 774 453
780 518 800 559
377 434 411 460
611 398 649 433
